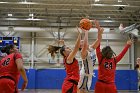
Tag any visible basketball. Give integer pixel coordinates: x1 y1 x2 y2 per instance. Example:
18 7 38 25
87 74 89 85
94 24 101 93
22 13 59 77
79 18 92 30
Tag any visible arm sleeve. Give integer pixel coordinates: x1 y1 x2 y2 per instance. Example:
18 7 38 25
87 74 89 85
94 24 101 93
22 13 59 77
96 43 102 63
15 52 23 60
115 44 131 63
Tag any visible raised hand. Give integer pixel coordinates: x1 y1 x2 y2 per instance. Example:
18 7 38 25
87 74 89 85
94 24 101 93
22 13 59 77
76 26 83 34
127 39 133 45
99 27 104 35
94 20 101 30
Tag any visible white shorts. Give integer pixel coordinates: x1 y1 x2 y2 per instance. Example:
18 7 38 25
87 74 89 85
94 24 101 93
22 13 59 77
78 73 93 91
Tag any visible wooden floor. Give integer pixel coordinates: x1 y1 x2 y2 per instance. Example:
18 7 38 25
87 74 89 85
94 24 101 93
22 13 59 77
19 89 139 93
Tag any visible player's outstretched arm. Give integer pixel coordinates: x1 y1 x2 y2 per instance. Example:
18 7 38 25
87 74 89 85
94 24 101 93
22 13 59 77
67 27 81 63
115 39 133 63
81 31 88 59
90 20 103 49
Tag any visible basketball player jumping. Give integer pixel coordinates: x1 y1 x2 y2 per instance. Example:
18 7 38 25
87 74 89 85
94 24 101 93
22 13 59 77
48 27 81 93
94 38 133 93
78 20 103 93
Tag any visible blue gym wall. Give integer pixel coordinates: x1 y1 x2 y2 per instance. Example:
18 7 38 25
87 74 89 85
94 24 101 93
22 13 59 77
18 69 138 90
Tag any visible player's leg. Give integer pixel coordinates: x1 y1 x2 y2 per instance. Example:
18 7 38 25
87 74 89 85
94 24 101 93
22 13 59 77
78 75 89 93
87 74 92 91
79 75 92 93
78 72 85 93
62 80 76 93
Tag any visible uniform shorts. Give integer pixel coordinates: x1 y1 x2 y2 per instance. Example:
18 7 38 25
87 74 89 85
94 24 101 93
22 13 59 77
62 79 78 93
0 78 17 93
94 80 117 93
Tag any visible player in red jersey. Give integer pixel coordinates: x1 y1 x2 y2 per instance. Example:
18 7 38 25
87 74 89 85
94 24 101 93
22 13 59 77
0 44 28 93
60 29 81 93
94 39 133 93
48 28 81 93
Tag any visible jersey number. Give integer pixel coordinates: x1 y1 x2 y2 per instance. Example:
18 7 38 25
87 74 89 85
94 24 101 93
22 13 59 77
104 62 113 69
2 58 10 66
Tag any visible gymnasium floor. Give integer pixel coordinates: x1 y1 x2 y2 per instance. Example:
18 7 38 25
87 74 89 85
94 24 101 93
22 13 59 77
20 89 139 93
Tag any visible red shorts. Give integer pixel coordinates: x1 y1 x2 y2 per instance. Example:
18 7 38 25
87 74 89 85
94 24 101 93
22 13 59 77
62 80 78 93
94 81 117 93
0 78 17 93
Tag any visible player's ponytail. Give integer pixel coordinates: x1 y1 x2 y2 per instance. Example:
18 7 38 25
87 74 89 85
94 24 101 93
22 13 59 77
48 45 61 59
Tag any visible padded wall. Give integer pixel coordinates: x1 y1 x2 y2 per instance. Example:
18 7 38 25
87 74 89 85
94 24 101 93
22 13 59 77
18 69 138 90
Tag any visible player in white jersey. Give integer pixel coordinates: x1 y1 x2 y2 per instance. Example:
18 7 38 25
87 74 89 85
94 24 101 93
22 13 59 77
78 20 104 93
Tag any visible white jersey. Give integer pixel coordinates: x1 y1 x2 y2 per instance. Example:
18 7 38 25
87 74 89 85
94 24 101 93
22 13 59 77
78 47 96 91
80 47 96 75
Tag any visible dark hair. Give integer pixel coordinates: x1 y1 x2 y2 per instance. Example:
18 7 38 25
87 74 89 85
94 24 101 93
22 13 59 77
1 44 15 55
60 45 65 57
48 45 61 58
135 64 139 70
79 48 82 51
101 46 116 59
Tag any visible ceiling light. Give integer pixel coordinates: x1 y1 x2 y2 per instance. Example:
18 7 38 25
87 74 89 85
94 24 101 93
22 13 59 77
8 13 12 17
26 18 41 21
29 14 34 19
107 16 111 19
29 13 34 17
89 28 110 32
118 0 122 2
92 4 128 7
95 0 100 2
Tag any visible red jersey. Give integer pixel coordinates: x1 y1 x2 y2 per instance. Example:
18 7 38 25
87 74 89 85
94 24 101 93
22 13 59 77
64 57 79 82
0 52 23 84
96 44 130 83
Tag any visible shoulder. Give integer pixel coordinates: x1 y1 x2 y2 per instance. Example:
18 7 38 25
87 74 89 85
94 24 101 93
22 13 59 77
14 52 22 59
66 58 78 64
